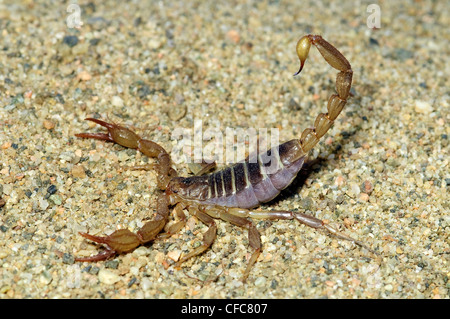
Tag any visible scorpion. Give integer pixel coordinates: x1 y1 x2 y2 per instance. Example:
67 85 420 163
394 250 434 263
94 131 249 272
74 35 375 282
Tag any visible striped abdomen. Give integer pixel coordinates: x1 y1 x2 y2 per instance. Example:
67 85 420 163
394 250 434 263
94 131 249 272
169 139 306 209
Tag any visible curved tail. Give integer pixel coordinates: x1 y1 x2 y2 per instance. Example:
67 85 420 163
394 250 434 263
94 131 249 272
295 34 353 153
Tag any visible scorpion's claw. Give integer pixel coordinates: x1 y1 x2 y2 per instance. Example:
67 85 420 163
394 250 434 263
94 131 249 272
76 230 142 262
74 118 116 142
83 118 116 129
74 247 116 262
74 132 114 141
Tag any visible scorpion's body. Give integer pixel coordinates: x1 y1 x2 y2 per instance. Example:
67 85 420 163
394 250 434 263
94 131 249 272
168 139 305 209
74 35 374 282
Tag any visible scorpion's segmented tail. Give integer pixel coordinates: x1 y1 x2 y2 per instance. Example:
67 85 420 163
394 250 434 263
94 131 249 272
295 35 353 153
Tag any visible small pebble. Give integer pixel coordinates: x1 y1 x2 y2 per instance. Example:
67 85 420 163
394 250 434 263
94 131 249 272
62 35 79 47
254 276 267 287
62 253 75 265
39 271 53 285
128 277 137 287
344 217 355 226
98 269 121 285
336 194 345 204
359 193 370 202
168 104 187 121
47 185 57 195
141 277 152 290
43 119 55 130
49 194 62 205
369 37 379 46
167 250 182 262
71 165 86 178
111 96 124 107
0 249 9 258
55 93 65 104
288 98 300 110
415 100 433 114
105 260 120 269
349 183 360 196
39 198 49 210
89 38 101 46
226 29 240 43
78 71 92 81
335 175 346 186
89 266 100 275
361 180 374 195
300 197 314 210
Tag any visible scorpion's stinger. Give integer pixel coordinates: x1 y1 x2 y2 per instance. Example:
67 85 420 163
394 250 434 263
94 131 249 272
294 35 312 76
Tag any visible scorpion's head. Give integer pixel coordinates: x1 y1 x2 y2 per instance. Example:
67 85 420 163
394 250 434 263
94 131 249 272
166 176 209 201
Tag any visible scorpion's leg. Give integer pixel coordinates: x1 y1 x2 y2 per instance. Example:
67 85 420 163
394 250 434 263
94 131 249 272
76 192 170 262
175 205 217 266
293 212 377 254
190 161 217 176
199 206 261 282
226 208 377 255
75 118 175 189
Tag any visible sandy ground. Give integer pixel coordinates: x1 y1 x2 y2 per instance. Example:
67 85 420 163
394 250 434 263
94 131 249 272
0 0 448 299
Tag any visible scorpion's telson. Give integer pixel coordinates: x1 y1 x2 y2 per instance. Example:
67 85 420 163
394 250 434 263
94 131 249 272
74 35 375 283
